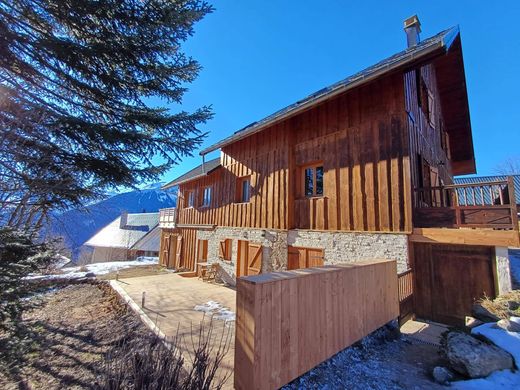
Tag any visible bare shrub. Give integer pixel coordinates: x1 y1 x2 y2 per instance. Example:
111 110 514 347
98 318 231 390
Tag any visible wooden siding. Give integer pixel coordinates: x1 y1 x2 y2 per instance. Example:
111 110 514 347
413 243 495 326
234 260 399 390
159 228 198 272
177 73 413 232
405 64 452 204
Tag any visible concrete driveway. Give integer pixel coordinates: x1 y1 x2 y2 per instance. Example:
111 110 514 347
114 273 236 386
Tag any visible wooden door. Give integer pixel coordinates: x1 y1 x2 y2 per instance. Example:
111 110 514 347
168 235 177 269
414 243 495 326
197 239 208 262
161 233 170 267
236 241 262 277
287 246 324 270
236 240 248 278
175 236 183 269
247 244 262 275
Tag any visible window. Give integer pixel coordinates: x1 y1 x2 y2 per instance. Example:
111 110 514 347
303 164 324 197
186 191 194 208
416 70 435 128
219 238 232 261
236 176 251 203
201 186 211 207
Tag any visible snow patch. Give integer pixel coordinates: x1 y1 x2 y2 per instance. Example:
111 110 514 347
452 317 520 389
26 256 158 281
194 300 236 324
452 369 520 389
471 320 520 364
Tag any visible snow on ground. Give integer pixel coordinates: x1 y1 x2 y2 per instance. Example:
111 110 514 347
26 256 158 281
194 300 236 323
452 369 520 390
451 317 520 390
509 249 520 287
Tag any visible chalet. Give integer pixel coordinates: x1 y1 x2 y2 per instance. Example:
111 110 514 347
85 211 160 262
159 16 519 326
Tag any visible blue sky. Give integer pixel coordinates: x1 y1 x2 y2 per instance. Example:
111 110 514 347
160 0 520 184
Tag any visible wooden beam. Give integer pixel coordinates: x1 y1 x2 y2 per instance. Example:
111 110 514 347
409 228 520 247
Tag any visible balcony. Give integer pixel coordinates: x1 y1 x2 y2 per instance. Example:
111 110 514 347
412 177 519 247
159 207 177 228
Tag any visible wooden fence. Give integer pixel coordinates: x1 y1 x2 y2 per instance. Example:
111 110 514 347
398 269 414 324
234 259 399 390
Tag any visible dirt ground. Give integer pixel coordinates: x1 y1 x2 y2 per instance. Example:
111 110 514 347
284 328 447 390
0 283 152 390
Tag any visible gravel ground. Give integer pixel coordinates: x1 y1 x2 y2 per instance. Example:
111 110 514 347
0 283 152 390
283 328 446 390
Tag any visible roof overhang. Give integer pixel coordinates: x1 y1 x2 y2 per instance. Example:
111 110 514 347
200 26 460 156
433 36 476 175
162 159 221 189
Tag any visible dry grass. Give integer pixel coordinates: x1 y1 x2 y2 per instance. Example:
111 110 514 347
478 290 520 319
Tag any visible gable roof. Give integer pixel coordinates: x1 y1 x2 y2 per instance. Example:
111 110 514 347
200 26 461 156
131 225 160 252
162 157 221 189
454 175 520 204
84 212 159 249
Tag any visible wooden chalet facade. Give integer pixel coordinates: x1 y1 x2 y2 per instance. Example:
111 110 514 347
159 17 519 326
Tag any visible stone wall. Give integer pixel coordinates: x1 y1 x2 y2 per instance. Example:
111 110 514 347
196 227 409 285
287 230 410 273
196 227 288 286
494 247 512 295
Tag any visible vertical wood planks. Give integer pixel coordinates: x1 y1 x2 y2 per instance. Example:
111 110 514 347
234 259 399 389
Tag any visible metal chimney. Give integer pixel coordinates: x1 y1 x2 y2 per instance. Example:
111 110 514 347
404 15 421 47
119 210 128 228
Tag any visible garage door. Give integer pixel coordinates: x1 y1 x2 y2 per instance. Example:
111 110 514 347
413 243 495 326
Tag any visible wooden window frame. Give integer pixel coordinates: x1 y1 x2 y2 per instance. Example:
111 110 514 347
301 162 324 198
219 238 232 261
236 175 251 203
185 190 195 208
200 186 212 208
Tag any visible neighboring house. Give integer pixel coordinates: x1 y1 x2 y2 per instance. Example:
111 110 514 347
84 212 160 263
158 16 519 326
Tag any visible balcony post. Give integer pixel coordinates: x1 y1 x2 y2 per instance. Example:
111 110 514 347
507 176 518 231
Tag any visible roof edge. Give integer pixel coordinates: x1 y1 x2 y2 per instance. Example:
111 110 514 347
200 26 459 156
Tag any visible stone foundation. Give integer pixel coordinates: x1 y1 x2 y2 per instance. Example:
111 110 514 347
494 246 512 295
196 227 288 285
287 230 410 272
196 227 409 284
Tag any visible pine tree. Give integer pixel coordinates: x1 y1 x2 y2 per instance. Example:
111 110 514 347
0 0 213 229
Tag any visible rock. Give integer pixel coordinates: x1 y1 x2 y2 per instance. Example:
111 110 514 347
472 303 500 323
495 319 520 332
432 366 454 384
465 316 484 329
85 272 96 278
444 331 513 378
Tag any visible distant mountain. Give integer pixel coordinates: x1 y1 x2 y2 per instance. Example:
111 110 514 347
47 184 177 260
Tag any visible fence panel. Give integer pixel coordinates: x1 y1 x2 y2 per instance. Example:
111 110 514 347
235 259 399 389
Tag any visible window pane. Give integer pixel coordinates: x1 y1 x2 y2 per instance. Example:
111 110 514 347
304 167 314 196
242 179 250 202
203 187 211 206
188 192 194 207
316 166 324 195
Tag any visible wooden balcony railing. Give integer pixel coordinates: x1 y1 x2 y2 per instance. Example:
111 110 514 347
159 207 177 228
414 177 519 230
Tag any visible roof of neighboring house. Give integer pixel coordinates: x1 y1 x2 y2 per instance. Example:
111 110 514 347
162 157 221 189
131 225 160 252
84 212 159 249
454 175 520 203
200 26 461 156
